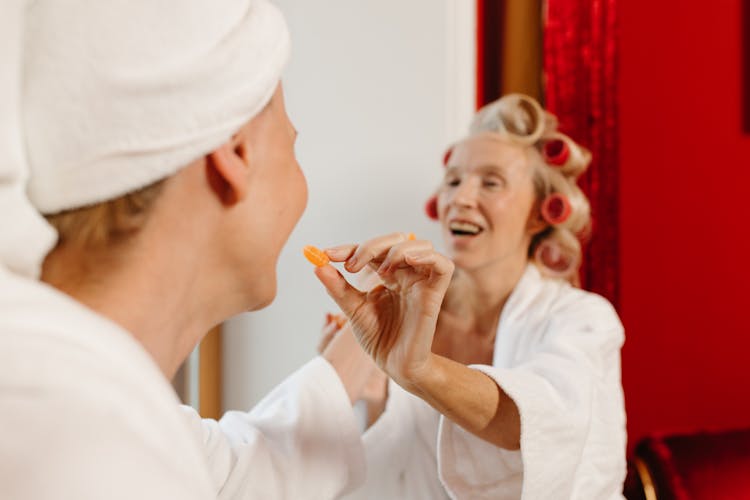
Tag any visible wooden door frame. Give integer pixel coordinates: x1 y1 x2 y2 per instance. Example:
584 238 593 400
198 325 222 419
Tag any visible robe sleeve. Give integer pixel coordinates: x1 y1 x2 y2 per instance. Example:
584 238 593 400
437 294 625 500
359 379 415 476
181 356 366 500
341 379 416 499
344 380 451 500
0 394 212 500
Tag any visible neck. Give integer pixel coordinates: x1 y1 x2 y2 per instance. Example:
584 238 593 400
444 252 529 336
41 237 229 379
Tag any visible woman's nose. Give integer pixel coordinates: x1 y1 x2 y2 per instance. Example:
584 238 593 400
451 178 480 208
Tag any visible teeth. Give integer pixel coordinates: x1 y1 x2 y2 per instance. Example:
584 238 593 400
449 221 482 235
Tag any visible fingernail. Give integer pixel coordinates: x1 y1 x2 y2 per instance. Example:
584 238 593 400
347 257 358 269
405 252 425 261
325 245 348 256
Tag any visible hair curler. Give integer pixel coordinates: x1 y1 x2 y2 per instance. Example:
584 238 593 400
534 239 579 278
424 195 439 221
541 193 572 225
540 133 591 177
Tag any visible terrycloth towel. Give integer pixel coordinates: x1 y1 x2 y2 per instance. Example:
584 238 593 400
0 0 290 278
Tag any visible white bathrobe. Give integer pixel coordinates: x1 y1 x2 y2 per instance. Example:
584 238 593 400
0 267 364 500
345 264 626 500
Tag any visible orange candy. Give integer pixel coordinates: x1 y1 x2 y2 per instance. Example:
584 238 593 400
334 315 347 328
325 312 347 328
407 233 416 240
303 245 330 267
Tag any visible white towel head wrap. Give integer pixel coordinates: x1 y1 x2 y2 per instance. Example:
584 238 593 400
1 0 290 278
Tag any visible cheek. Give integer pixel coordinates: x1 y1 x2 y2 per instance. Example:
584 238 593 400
298 168 309 210
275 164 307 240
436 190 451 218
503 190 539 235
483 197 524 232
289 165 308 216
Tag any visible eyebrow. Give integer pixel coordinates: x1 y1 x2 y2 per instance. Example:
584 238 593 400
444 164 507 174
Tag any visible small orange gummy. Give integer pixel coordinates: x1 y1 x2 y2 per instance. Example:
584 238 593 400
407 233 416 240
334 315 347 328
303 245 330 267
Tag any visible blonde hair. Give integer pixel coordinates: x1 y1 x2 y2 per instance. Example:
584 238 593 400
468 94 592 285
45 180 165 249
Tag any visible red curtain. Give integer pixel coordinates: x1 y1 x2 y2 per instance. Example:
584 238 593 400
744 0 750 133
544 0 620 306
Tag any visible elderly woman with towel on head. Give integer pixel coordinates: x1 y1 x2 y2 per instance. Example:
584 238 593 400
0 1 459 498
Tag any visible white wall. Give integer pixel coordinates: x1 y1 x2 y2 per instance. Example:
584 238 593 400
223 0 476 410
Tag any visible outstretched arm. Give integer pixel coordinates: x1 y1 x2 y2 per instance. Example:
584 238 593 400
313 232 519 450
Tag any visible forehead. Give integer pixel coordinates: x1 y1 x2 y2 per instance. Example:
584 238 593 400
447 135 528 173
235 84 291 140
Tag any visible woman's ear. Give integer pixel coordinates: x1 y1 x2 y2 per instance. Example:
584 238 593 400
206 140 250 206
527 207 548 236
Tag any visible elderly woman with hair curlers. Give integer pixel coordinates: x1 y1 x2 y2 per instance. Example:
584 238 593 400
316 94 627 500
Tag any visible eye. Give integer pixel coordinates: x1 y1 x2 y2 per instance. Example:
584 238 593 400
482 176 504 188
444 176 460 187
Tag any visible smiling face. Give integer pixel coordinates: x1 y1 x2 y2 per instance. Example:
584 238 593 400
437 133 542 274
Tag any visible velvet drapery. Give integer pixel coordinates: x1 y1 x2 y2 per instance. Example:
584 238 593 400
544 0 620 306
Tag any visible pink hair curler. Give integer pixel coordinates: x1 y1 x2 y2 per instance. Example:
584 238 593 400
541 193 572 225
424 196 439 220
534 239 578 277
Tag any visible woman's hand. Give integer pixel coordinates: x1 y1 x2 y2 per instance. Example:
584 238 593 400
318 315 388 422
313 233 454 390
318 313 347 354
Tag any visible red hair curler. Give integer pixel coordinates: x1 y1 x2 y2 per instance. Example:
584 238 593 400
541 193 572 225
542 138 570 166
424 196 439 220
443 147 454 167
539 133 590 177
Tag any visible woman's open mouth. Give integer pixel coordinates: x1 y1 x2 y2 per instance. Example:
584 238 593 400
449 220 483 236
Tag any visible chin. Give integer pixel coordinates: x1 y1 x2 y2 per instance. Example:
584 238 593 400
449 248 491 273
450 255 476 273
447 243 475 263
246 277 277 312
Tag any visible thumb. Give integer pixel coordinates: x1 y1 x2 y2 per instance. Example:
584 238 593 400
314 264 365 318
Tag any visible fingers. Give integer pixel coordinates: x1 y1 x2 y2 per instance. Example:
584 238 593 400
320 233 420 269
324 244 357 263
355 265 384 291
317 319 340 354
376 240 436 275
341 232 425 273
314 264 366 318
319 312 347 353
318 233 448 285
403 250 455 285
